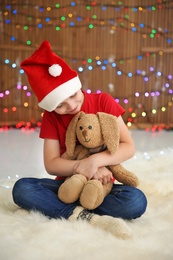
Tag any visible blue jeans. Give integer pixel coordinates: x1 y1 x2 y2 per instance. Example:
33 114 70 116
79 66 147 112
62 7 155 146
12 177 147 220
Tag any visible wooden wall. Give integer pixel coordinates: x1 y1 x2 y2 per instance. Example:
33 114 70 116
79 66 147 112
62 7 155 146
0 0 173 128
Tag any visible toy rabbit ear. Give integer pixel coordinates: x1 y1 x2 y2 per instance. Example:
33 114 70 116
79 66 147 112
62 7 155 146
65 111 85 156
97 112 120 154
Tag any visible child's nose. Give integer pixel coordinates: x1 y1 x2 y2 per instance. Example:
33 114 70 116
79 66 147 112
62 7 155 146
67 101 75 110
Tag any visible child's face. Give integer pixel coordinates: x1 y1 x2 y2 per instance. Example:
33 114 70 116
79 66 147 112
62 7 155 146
54 90 84 115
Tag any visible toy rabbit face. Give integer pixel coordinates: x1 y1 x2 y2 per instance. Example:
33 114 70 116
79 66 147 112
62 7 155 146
65 111 119 156
76 114 104 148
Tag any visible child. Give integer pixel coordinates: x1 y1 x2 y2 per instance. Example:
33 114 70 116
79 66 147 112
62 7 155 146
12 40 147 239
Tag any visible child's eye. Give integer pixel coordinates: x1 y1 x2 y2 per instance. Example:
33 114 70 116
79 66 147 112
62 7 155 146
56 103 63 108
70 92 77 98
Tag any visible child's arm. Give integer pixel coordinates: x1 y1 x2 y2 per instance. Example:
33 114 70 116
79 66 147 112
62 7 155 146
43 138 78 177
43 138 113 182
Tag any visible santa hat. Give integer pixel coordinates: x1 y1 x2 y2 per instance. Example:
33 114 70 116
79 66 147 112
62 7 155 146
20 40 82 111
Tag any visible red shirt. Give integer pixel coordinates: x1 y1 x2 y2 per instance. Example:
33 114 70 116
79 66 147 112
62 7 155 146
39 91 125 155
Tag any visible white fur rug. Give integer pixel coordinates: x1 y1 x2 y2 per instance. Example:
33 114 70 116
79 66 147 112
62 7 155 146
0 148 173 260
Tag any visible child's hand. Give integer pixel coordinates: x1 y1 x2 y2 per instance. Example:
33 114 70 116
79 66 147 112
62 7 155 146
73 157 98 180
93 167 113 185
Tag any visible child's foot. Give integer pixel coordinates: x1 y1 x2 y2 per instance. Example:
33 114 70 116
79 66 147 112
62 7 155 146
69 206 131 239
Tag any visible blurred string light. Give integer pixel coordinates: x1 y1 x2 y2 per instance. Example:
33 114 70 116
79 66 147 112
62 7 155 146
3 1 171 11
2 1 173 45
2 53 173 79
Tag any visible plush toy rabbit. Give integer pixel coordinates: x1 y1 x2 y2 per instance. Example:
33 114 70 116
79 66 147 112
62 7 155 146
58 112 139 210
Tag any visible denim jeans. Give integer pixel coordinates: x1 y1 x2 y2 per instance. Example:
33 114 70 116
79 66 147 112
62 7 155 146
12 177 147 220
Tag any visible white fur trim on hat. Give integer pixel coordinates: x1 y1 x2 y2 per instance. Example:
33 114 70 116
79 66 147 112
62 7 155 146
48 64 62 77
38 76 82 112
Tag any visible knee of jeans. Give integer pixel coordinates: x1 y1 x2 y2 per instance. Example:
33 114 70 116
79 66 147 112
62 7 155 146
12 178 29 202
123 187 147 219
134 188 148 217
